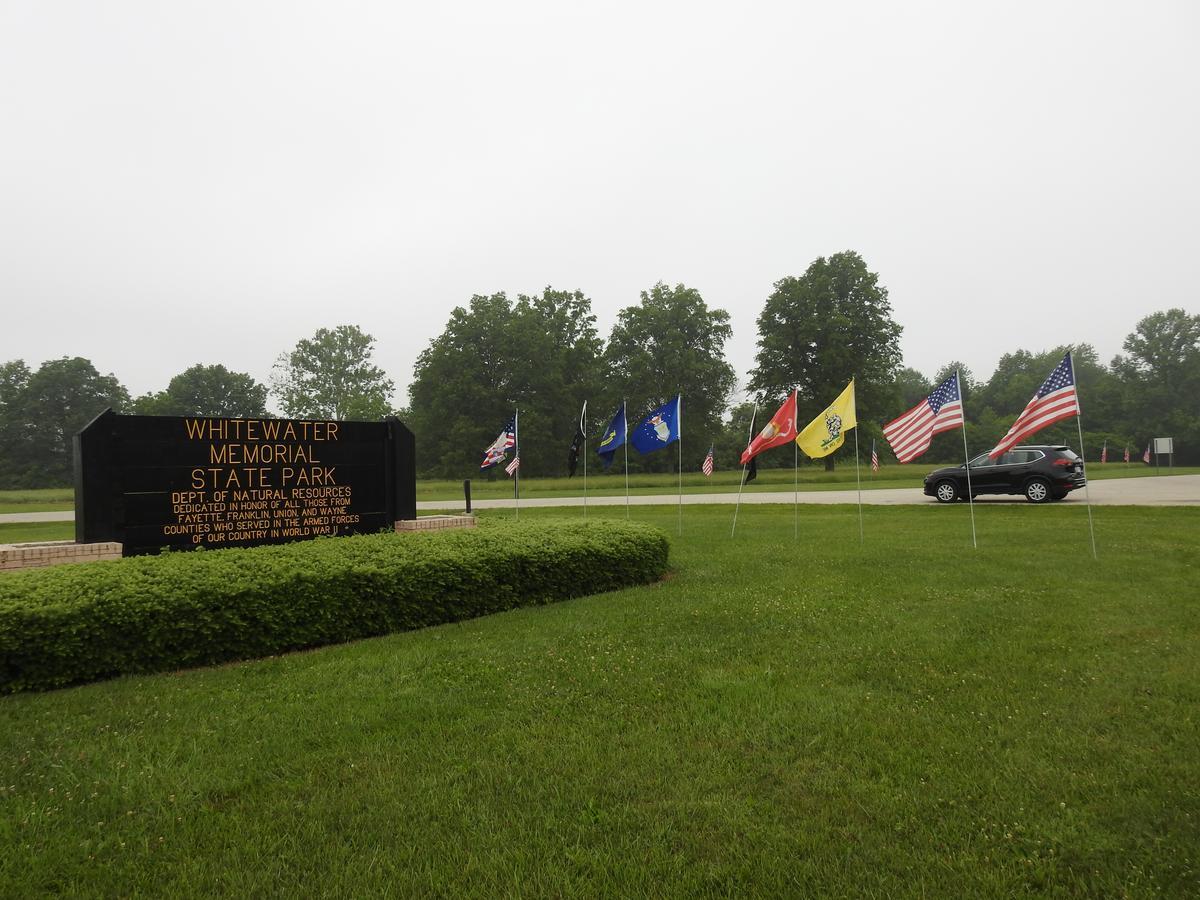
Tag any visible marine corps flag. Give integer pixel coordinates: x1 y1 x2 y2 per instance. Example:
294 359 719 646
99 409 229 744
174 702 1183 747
740 390 797 464
796 380 857 459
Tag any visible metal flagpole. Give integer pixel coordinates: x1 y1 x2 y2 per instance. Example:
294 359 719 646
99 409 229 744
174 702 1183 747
623 400 630 519
794 433 799 541
1070 353 1098 559
513 407 520 521
676 394 683 537
730 402 757 537
793 390 799 541
958 371 977 549
582 401 588 520
853 380 863 545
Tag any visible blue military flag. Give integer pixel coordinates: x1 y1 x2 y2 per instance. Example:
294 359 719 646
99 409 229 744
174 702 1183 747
631 395 681 454
596 402 626 470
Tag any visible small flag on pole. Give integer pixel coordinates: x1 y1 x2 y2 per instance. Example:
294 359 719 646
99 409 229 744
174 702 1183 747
871 440 879 473
1100 441 1108 464
988 353 1079 459
702 445 714 477
505 455 520 476
1143 442 1152 464
1124 445 1130 463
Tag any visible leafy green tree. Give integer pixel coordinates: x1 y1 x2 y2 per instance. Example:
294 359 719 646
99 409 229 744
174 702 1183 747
132 364 269 418
748 251 903 469
1111 309 1200 462
0 357 129 488
271 325 394 420
408 289 603 477
974 344 1119 456
601 282 736 472
893 367 932 410
0 361 33 487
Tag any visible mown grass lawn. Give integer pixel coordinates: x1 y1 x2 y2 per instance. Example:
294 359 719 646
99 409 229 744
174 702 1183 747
2 503 1197 897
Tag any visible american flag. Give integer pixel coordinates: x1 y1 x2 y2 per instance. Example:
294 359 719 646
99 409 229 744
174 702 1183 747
988 353 1079 459
882 373 964 463
701 445 714 477
1101 441 1108 464
1124 445 1130 463
1143 442 1152 464
505 455 520 476
870 439 879 473
482 416 516 469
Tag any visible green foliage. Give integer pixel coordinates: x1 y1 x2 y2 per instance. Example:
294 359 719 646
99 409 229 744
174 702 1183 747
0 357 129 489
271 325 394 420
748 252 903 469
601 282 736 472
1111 308 1200 462
0 505 1197 896
0 519 668 692
409 288 603 478
132 364 268 418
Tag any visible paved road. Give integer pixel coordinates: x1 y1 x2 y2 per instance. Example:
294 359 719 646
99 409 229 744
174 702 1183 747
4 475 1197 524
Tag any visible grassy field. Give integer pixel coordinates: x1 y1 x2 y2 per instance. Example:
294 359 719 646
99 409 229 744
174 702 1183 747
5 465 1196 512
1 503 1197 897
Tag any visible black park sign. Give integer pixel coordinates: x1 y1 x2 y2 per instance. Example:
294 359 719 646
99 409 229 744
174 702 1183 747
75 410 416 556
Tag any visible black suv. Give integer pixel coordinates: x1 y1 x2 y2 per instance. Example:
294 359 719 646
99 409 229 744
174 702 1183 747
924 445 1086 503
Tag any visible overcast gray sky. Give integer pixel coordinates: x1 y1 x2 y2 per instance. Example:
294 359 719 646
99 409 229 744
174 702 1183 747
2 1 1197 408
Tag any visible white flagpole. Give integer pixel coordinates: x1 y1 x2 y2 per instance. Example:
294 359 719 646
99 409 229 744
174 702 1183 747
623 400 629 519
582 401 588 520
958 371 977 549
853 380 863 545
676 394 683 537
793 389 799 542
1070 352 1098 559
730 402 757 537
513 407 520 521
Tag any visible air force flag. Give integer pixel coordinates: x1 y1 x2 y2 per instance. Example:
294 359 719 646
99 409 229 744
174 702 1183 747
631 395 681 454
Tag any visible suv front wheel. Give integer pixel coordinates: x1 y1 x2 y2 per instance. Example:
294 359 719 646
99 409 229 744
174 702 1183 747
1024 478 1052 503
934 480 960 503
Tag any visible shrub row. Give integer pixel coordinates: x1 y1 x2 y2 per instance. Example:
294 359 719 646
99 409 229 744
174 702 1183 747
0 519 669 692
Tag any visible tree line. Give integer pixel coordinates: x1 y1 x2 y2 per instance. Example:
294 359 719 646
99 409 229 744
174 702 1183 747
1 251 1196 488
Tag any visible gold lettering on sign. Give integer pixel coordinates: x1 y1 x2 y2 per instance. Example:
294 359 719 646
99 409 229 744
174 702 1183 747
169 419 359 546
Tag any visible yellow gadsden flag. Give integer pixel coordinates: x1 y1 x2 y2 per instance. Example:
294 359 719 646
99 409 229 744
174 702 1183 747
796 380 857 459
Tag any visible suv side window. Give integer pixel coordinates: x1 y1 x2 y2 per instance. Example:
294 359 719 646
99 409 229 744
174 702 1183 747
1013 450 1045 464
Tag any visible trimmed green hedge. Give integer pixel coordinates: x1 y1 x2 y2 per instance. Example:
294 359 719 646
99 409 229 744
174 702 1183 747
0 519 669 692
